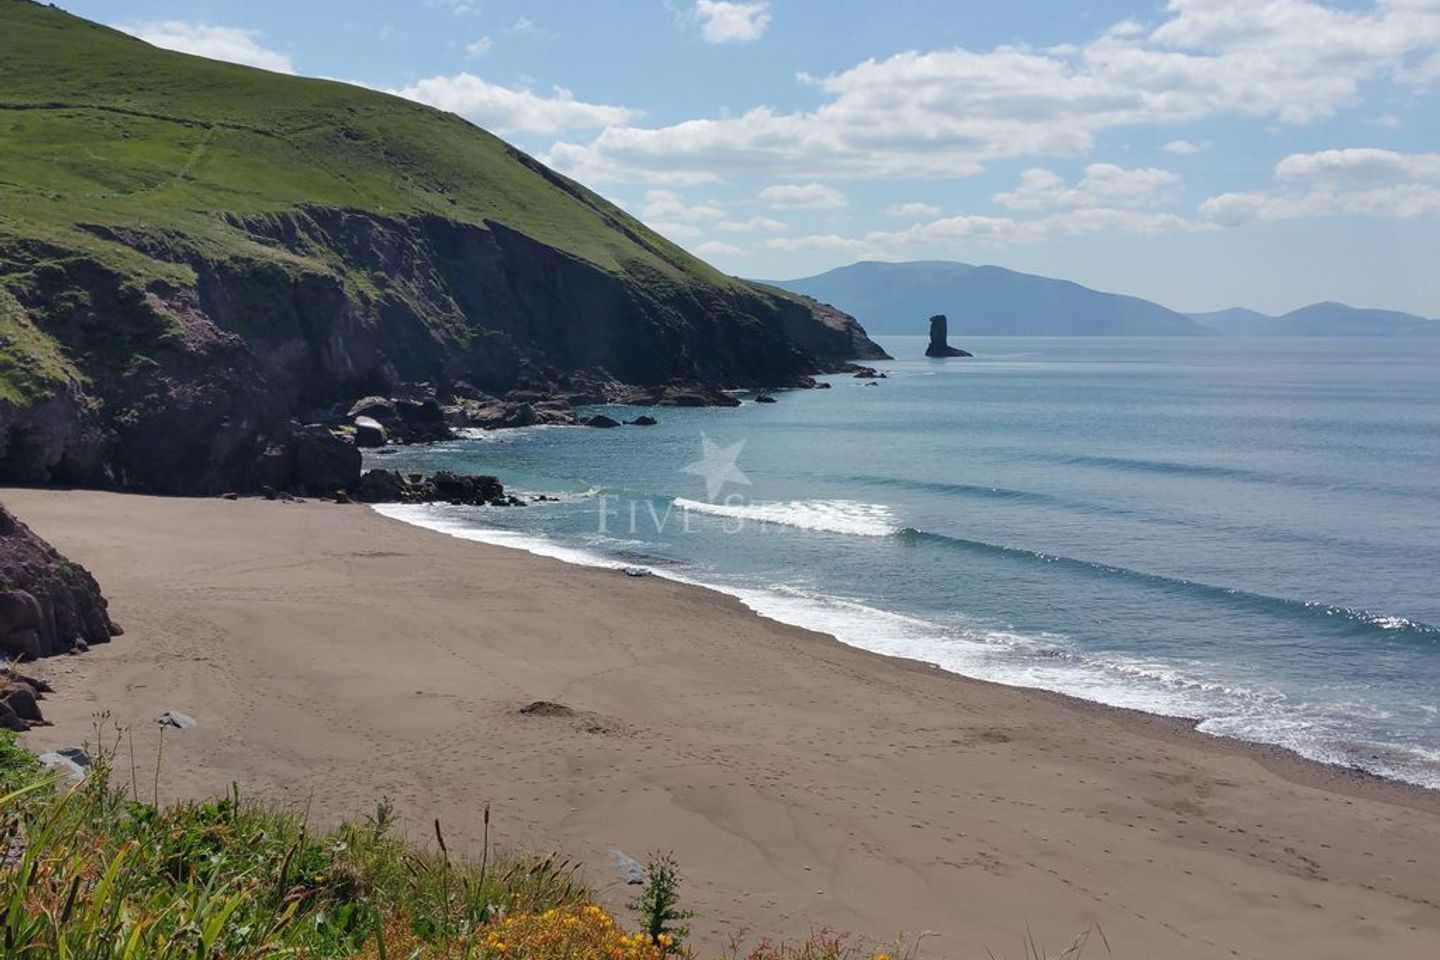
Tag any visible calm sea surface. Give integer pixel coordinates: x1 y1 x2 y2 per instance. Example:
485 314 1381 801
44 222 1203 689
371 337 1440 787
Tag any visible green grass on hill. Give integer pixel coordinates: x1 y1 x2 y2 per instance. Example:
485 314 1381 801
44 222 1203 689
0 0 733 286
0 0 761 406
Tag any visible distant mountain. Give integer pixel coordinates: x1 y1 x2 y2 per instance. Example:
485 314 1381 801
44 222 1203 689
763 261 1214 336
765 260 1440 338
1188 302 1440 337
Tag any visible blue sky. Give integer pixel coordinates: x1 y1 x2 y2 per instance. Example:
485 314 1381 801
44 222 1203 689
65 0 1440 315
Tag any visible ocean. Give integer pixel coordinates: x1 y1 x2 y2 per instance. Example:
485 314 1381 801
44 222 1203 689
368 336 1440 788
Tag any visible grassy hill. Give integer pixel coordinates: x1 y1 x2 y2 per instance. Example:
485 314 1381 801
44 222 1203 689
0 0 727 285
0 0 879 492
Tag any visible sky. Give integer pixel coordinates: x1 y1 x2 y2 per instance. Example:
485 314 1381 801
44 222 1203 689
60 0 1440 316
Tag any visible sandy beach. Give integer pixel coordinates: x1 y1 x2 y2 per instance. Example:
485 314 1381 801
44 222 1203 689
8 488 1440 959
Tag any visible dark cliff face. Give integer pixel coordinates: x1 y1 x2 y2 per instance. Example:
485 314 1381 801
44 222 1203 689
0 502 120 659
0 208 883 494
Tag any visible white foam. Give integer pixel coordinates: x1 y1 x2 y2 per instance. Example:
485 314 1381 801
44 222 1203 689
672 497 901 537
453 424 571 442
371 503 622 569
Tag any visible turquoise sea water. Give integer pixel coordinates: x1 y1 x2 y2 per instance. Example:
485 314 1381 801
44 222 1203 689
369 337 1440 788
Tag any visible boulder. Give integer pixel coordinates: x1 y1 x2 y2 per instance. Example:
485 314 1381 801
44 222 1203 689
354 469 406 503
925 314 973 358
1 683 43 723
7 672 52 695
37 749 87 784
348 396 397 421
755 394 778 404
0 700 27 732
429 471 505 505
628 416 659 426
610 849 647 886
0 504 121 659
391 398 451 442
290 424 361 494
582 414 622 428
353 415 387 448
157 710 197 729
346 395 451 443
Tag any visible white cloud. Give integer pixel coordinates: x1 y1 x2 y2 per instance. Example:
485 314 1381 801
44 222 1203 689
717 216 787 232
694 2 771 44
1105 19 1147 39
1274 147 1440 183
695 240 746 256
641 189 726 221
114 20 294 73
765 205 1206 258
546 0 1440 184
758 183 848 209
764 234 874 254
512 17 536 34
887 201 942 218
465 37 492 57
994 163 1180 210
391 74 641 134
1163 139 1206 154
1201 148 1440 223
1201 185 1440 222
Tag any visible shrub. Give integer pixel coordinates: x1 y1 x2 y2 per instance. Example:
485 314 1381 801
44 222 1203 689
628 853 694 954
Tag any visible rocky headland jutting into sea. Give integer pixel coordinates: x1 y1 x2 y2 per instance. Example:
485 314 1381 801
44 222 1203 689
0 1 886 501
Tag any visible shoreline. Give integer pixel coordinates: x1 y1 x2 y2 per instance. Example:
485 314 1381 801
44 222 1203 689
373 500 1440 802
8 488 1440 958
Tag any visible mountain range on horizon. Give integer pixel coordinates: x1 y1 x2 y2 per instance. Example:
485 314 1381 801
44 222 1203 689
763 261 1440 338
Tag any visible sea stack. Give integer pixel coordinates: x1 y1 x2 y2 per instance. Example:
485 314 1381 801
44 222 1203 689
925 315 972 358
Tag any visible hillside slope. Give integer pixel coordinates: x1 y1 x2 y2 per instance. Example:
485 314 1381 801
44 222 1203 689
765 261 1213 336
0 0 883 493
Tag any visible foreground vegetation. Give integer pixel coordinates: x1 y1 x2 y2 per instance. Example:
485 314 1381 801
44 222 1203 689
0 725 601 958
0 725 1094 959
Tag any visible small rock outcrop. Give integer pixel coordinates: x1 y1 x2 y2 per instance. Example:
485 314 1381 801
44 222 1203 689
444 395 578 430
581 414 622 429
0 504 121 660
925 315 973 358
353 469 515 506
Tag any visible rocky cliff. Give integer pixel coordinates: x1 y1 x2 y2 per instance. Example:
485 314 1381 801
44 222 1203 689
0 503 120 660
0 1 886 495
